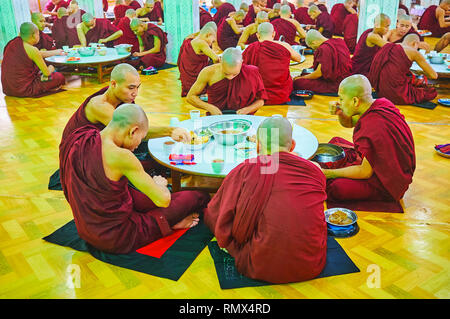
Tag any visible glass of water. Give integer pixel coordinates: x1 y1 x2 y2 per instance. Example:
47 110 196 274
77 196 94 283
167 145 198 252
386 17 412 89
190 109 201 120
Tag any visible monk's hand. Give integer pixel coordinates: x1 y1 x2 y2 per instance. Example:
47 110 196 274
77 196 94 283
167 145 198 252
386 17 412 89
171 127 191 143
48 65 56 74
133 52 143 57
153 175 168 187
98 39 107 44
236 107 252 115
321 168 337 179
329 101 342 116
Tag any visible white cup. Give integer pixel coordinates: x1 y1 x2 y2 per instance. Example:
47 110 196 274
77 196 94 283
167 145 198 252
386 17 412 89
190 109 201 120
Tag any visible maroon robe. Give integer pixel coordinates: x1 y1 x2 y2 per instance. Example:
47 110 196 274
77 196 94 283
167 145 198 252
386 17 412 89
368 43 437 105
129 0 141 10
207 64 267 111
103 0 108 12
318 3 328 13
204 152 327 284
243 41 293 105
139 24 168 68
330 3 351 36
294 38 352 93
1 37 65 97
327 98 415 213
35 30 55 50
45 0 70 21
417 5 450 37
266 0 279 8
141 1 164 22
243 4 256 27
342 13 358 53
399 3 409 15
59 126 210 254
217 19 241 50
177 38 210 97
213 2 236 27
200 7 213 28
85 18 120 47
52 14 83 48
294 7 316 25
351 28 380 77
392 27 424 43
114 16 140 53
113 4 131 25
315 11 334 38
272 18 299 45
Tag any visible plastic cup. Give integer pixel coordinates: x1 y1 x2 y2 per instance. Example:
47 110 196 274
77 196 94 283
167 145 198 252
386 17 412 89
211 159 224 174
190 109 201 120
163 141 175 154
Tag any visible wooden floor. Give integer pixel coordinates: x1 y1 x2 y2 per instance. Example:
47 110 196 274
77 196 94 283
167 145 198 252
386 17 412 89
0 43 449 299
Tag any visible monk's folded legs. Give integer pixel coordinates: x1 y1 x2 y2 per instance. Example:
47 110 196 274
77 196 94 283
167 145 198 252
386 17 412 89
326 177 391 202
30 72 65 97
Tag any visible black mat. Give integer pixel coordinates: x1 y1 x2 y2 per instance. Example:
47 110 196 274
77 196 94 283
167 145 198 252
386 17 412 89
207 236 360 289
43 219 214 281
285 94 307 106
48 169 62 191
157 63 177 71
409 101 438 110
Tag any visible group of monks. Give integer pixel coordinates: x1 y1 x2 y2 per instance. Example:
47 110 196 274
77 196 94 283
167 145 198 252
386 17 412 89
1 0 448 284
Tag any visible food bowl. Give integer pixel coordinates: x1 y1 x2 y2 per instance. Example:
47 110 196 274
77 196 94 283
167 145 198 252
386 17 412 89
183 130 211 151
208 119 252 146
429 55 445 64
77 47 95 57
114 44 132 55
97 48 107 56
291 44 305 55
324 208 358 227
311 143 346 169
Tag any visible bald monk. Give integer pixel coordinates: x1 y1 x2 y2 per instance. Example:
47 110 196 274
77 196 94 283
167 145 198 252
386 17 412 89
31 12 56 51
204 116 327 284
435 32 450 52
178 23 220 97
115 9 140 53
293 0 316 25
43 0 69 21
243 1 263 26
52 2 86 48
368 34 438 105
130 18 168 68
187 47 267 115
240 2 249 13
217 10 246 51
307 4 334 38
212 0 236 27
418 0 450 38
243 22 302 105
268 3 282 21
272 5 307 45
294 30 352 94
342 13 358 53
238 11 270 49
386 14 430 52
137 0 163 25
330 0 356 36
324 75 415 213
200 7 213 28
351 13 391 77
1 23 66 98
60 103 210 254
77 13 123 47
114 0 131 25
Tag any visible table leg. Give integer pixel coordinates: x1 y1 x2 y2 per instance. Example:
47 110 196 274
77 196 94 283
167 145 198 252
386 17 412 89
97 63 104 83
171 170 182 193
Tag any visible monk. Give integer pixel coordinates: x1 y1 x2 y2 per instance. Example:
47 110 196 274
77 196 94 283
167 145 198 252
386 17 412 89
204 116 327 284
351 13 391 77
178 23 220 97
324 75 415 213
52 3 86 48
60 103 210 254
200 7 213 28
113 0 130 25
1 23 66 98
77 13 123 47
237 11 270 49
342 13 358 53
137 0 163 25
330 0 356 36
43 0 69 21
128 0 142 10
243 0 262 26
243 22 302 105
399 1 409 15
212 0 236 27
368 34 438 105
217 10 246 51
186 47 267 115
271 4 307 45
307 4 335 38
268 3 282 22
417 0 450 38
293 30 352 94
115 9 140 53
130 18 168 69
386 14 430 51
31 12 56 51
240 2 249 13
103 0 108 12
293 0 316 25
435 32 450 52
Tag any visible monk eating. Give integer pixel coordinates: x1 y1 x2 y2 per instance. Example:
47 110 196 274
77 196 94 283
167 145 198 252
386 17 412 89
293 0 316 25
113 0 130 25
368 34 438 105
307 4 335 38
52 2 86 48
342 12 358 53
330 0 356 36
186 47 267 115
129 18 168 69
137 0 164 25
217 10 246 51
271 4 307 45
127 0 142 10
324 75 415 213
60 103 210 254
418 0 450 38
268 3 282 22
351 13 391 77
243 0 264 26
204 116 327 284
77 13 123 47
386 14 430 52
114 9 140 53
293 30 352 94
212 0 236 27
200 7 213 28
31 12 56 51
178 23 219 97
237 11 270 49
243 22 302 105
43 0 69 21
1 23 66 98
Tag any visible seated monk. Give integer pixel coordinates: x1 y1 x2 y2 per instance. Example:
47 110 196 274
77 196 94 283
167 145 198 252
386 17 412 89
351 13 391 77
178 23 219 97
293 30 352 94
268 3 282 22
128 0 142 10
271 4 307 45
293 0 316 25
324 75 415 213
1 23 65 98
113 0 131 25
187 47 267 115
31 12 56 51
417 0 450 38
77 13 123 47
129 18 168 69
237 11 270 49
52 3 86 48
200 7 213 28
43 0 69 21
330 0 356 36
217 10 246 51
342 13 358 53
212 0 236 27
386 14 430 52
307 4 335 38
243 0 262 26
240 2 249 13
435 32 450 52
115 9 140 53
368 34 438 105
60 103 210 254
243 22 302 105
280 0 296 12
204 116 327 284
137 0 163 25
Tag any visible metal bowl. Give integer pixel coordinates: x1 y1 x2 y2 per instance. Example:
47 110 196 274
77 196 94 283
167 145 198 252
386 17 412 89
77 47 95 57
429 55 444 64
208 119 252 146
114 44 132 55
324 208 358 227
312 143 345 169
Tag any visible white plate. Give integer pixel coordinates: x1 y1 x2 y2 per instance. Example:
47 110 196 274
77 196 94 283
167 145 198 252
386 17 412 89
290 55 306 66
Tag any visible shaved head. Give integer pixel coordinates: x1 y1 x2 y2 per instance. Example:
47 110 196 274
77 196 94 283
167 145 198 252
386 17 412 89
145 0 155 4
403 33 420 46
31 12 43 23
374 13 391 27
280 4 292 16
398 14 412 23
257 117 293 154
257 22 274 38
305 29 326 49
203 21 217 32
240 2 249 11
339 74 373 102
256 10 269 21
308 4 321 14
130 17 143 29
234 9 246 19
111 63 140 84
57 7 68 18
222 47 242 66
19 22 38 41
125 8 136 18
82 12 94 23
110 103 148 130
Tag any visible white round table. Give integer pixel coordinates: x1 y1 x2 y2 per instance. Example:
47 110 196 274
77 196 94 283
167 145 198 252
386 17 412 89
410 54 450 79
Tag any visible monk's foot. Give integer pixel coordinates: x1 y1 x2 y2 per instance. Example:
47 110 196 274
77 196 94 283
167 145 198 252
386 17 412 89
172 213 200 230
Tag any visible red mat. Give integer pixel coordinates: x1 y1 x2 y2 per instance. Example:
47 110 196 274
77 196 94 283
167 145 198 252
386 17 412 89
136 228 189 258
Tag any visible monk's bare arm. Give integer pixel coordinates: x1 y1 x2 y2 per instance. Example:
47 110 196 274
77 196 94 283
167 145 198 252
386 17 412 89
198 41 220 63
186 67 223 115
277 41 302 62
436 7 450 28
236 99 265 115
413 50 438 80
85 99 115 126
322 157 373 180
237 27 251 49
25 44 54 77
76 23 87 47
39 49 65 58
292 20 307 39
228 19 243 35
99 30 124 44
140 36 160 55
302 64 322 79
367 33 388 48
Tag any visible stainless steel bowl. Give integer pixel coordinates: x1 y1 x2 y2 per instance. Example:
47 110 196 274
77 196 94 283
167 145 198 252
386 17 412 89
208 119 252 146
114 44 132 55
312 143 345 169
324 208 358 227
77 47 95 57
429 55 444 64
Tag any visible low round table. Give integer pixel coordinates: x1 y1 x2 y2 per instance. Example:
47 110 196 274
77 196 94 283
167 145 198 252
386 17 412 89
410 54 450 79
147 115 319 192
45 48 131 83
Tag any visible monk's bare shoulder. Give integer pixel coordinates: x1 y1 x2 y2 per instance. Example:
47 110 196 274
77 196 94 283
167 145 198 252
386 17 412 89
274 40 293 51
23 42 40 57
85 95 115 124
103 140 141 173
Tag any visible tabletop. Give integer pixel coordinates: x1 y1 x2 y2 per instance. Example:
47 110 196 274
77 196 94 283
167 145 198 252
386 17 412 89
147 115 319 178
411 54 450 76
45 47 131 65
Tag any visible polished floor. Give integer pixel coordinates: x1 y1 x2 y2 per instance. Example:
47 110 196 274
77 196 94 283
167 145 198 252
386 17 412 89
0 40 449 299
